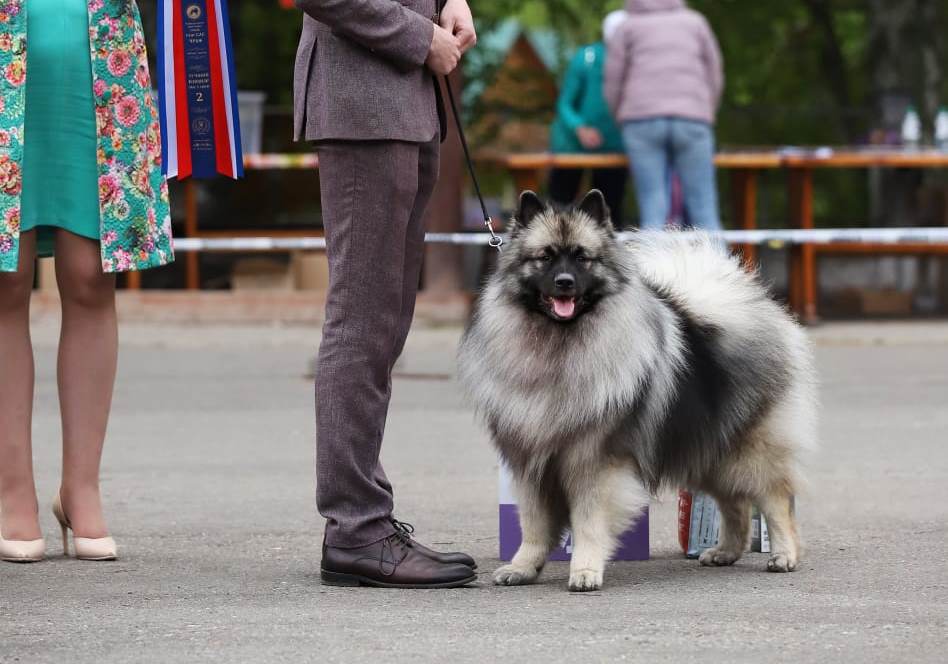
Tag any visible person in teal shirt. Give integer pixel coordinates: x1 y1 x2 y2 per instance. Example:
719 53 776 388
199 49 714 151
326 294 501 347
548 11 629 228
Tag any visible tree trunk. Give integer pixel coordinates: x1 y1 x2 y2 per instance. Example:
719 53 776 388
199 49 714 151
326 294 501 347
867 0 943 226
801 0 857 142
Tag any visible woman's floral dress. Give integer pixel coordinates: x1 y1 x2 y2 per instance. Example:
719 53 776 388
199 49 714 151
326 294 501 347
0 0 173 273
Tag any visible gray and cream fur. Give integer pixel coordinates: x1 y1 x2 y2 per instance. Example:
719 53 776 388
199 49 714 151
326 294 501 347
458 190 817 592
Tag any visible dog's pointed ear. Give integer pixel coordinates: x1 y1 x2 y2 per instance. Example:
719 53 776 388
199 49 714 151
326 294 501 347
514 190 545 230
578 189 613 230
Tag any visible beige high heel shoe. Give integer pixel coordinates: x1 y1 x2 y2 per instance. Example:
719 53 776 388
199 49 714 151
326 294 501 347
0 507 46 563
52 494 117 561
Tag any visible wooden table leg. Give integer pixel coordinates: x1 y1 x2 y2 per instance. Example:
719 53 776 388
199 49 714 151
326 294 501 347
125 270 142 290
184 180 200 291
788 167 817 323
731 168 758 271
788 170 802 313
511 168 542 196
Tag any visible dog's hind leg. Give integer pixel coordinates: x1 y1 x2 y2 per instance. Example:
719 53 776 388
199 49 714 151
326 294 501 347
756 483 800 572
716 410 807 572
565 464 648 593
494 476 563 587
698 493 751 567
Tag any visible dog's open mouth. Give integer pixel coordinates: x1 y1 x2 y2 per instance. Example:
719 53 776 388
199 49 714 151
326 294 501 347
543 295 578 320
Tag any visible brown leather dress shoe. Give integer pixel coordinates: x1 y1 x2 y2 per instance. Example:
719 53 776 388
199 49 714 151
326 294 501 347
321 532 478 589
391 519 478 569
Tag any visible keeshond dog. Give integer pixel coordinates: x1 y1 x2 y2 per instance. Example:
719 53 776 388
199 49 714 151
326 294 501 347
458 190 816 592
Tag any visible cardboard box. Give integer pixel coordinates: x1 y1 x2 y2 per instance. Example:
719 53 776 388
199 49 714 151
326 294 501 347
859 289 914 316
499 464 649 562
292 251 330 291
231 258 294 291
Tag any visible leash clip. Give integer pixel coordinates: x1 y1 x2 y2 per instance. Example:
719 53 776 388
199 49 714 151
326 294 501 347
443 74 503 254
485 217 504 251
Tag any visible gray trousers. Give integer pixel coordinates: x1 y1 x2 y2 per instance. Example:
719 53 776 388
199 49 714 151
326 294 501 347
315 137 440 548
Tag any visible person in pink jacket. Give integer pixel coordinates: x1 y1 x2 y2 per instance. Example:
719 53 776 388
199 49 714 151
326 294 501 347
605 0 724 230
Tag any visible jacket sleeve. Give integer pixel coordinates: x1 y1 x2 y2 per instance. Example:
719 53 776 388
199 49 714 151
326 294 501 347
604 30 630 117
295 0 434 71
556 51 588 133
699 18 725 108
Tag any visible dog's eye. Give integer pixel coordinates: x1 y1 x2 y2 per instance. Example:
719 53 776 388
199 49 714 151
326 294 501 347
536 254 552 262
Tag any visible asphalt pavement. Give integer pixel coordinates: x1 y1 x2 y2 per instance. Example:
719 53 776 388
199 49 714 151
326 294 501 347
1 320 946 663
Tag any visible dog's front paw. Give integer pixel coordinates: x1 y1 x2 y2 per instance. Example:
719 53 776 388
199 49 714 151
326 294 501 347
699 547 741 567
767 553 798 573
493 564 539 587
568 568 603 592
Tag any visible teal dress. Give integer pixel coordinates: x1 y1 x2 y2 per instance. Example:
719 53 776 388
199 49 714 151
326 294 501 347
20 0 100 257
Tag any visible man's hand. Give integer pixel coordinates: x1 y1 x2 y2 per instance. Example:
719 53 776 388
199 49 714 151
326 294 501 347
577 126 604 150
440 0 476 54
426 24 462 75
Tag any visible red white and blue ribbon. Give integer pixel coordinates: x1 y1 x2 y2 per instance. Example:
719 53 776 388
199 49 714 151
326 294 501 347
158 0 243 180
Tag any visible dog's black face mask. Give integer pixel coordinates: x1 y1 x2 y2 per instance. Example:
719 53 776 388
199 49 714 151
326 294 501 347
509 190 618 324
522 246 605 322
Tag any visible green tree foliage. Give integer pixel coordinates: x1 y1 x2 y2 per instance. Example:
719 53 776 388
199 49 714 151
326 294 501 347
478 0 626 46
476 0 947 146
474 1 948 225
229 4 302 106
137 1 948 225
141 1 947 146
136 1 301 106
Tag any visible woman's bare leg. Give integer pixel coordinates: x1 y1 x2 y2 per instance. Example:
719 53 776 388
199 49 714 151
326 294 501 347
0 231 40 541
54 231 117 538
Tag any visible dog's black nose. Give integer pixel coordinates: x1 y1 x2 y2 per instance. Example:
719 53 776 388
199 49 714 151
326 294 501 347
554 273 575 290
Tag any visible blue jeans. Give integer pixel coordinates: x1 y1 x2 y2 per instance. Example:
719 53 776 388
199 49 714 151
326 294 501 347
621 118 722 230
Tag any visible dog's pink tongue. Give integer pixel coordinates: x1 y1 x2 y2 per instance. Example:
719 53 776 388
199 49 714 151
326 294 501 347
553 297 576 318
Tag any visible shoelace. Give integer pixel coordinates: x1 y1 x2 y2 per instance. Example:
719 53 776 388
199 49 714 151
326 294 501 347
391 519 416 540
378 523 415 576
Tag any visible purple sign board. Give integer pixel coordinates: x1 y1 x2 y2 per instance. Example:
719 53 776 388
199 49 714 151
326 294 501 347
499 504 650 562
499 465 649 562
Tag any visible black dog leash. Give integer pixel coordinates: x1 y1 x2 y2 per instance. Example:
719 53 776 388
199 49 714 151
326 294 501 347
442 77 503 252
434 1 503 251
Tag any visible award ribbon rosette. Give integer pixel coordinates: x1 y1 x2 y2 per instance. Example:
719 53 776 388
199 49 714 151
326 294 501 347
158 0 243 180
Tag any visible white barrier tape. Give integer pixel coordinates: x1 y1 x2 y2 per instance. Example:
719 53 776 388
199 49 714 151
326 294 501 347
171 228 948 252
174 238 329 251
172 234 491 251
633 228 948 245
